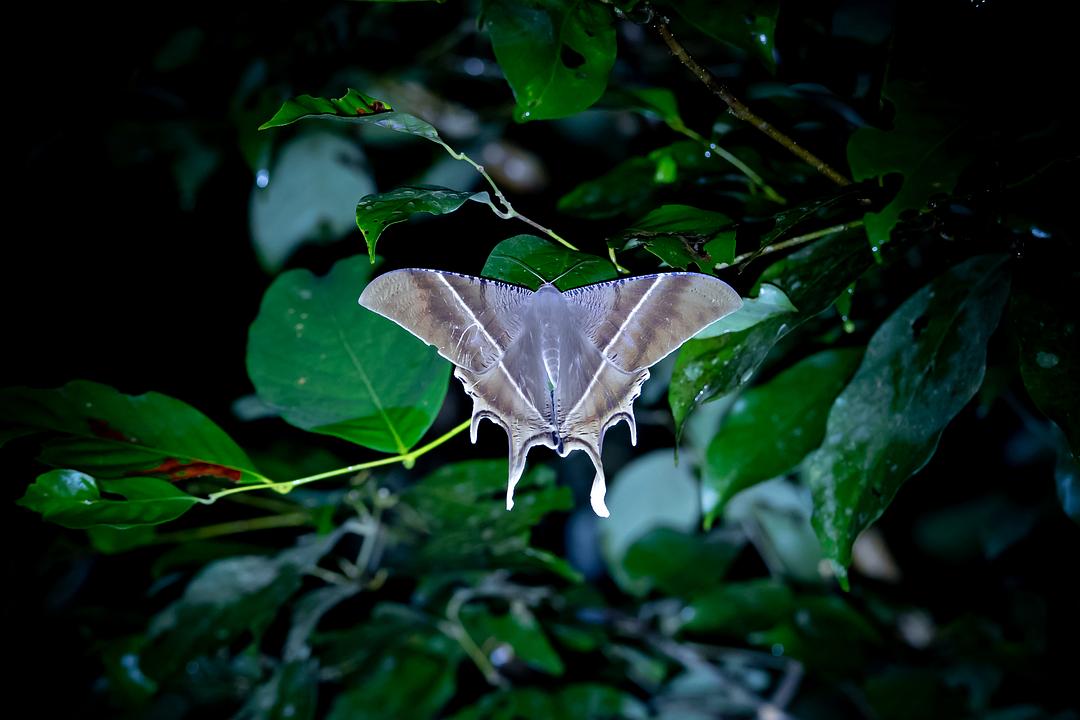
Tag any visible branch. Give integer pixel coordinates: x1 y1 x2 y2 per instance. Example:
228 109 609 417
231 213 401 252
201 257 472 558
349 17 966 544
649 16 852 188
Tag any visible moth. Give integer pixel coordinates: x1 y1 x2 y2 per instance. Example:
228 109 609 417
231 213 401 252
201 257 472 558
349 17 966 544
359 269 741 517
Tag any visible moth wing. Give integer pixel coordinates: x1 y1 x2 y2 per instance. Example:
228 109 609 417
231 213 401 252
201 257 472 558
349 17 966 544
563 272 742 372
359 268 531 373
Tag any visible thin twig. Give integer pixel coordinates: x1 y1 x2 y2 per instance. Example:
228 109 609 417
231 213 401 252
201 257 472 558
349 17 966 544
650 16 852 187
670 121 787 204
716 219 864 271
150 512 312 544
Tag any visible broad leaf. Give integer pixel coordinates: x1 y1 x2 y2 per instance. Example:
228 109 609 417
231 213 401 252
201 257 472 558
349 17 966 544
804 255 1011 587
705 348 863 520
670 227 874 435
0 380 263 483
848 81 975 249
694 284 796 338
1010 266 1078 455
681 579 794 634
481 234 616 290
612 204 736 272
460 605 565 675
247 255 451 454
356 186 491 262
327 636 459 720
17 469 199 529
394 460 573 572
664 0 779 71
450 684 648 720
250 132 375 272
260 89 442 144
623 527 742 597
483 0 616 122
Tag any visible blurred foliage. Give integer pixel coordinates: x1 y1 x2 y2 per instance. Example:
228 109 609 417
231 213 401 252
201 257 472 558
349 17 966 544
6 0 1078 718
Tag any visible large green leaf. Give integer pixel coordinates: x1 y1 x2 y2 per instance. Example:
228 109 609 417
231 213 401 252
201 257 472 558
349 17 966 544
141 526 350 679
0 380 263 483
247 255 450 454
669 228 874 435
481 234 616 290
705 348 863 520
394 459 573 573
460 605 565 675
622 527 742 597
260 89 442 144
664 0 779 71
848 82 975 249
356 186 491 262
1010 266 1079 455
612 204 736 272
17 469 199 529
681 579 794 634
804 255 1011 587
450 684 648 720
483 0 616 122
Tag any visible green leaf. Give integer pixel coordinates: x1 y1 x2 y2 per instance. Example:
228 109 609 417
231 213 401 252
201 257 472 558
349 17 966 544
260 89 442 144
236 660 318 720
250 132 375 272
1010 267 1079 455
705 348 864 519
481 234 616 290
0 380 263 483
483 0 616 122
285 585 362 662
693 284 796 338
665 0 779 71
558 141 720 219
327 637 459 720
356 186 492 262
247 254 451 454
847 81 974 248
670 228 874 435
623 527 742 597
17 469 199 529
460 605 565 675
142 525 350 679
395 460 573 572
804 255 1011 587
600 450 700 595
681 579 794 634
613 204 736 272
450 684 648 720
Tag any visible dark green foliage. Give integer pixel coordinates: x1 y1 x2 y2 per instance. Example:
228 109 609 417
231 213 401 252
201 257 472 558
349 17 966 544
8 1 1077 718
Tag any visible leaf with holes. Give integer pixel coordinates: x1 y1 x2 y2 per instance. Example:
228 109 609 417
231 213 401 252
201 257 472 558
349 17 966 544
0 380 263 483
483 0 617 122
482 235 616 290
612 204 735 272
804 255 1011 587
247 255 450 454
17 469 200 529
356 186 493 262
848 81 975 249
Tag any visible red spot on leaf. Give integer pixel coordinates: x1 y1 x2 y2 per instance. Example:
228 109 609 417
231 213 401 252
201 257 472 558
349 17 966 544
139 457 243 483
88 418 128 442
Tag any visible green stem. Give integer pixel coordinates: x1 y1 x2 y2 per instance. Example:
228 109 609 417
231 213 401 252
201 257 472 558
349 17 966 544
197 419 472 505
151 512 312 543
438 141 580 251
716 219 865 270
671 122 786 204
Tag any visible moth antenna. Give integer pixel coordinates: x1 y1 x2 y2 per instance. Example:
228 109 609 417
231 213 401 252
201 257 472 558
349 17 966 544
548 258 591 288
495 255 548 286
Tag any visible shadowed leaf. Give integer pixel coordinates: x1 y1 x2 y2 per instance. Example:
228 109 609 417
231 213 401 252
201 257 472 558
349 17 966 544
356 186 492 262
482 234 616 290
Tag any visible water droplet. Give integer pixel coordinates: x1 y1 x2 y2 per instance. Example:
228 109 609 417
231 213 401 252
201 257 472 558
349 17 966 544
1030 226 1050 238
296 377 308 386
299 289 312 300
704 150 712 158
255 168 270 188
294 323 304 331
741 370 754 383
1036 351 1059 368
758 33 768 45
463 57 485 76
489 644 513 667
